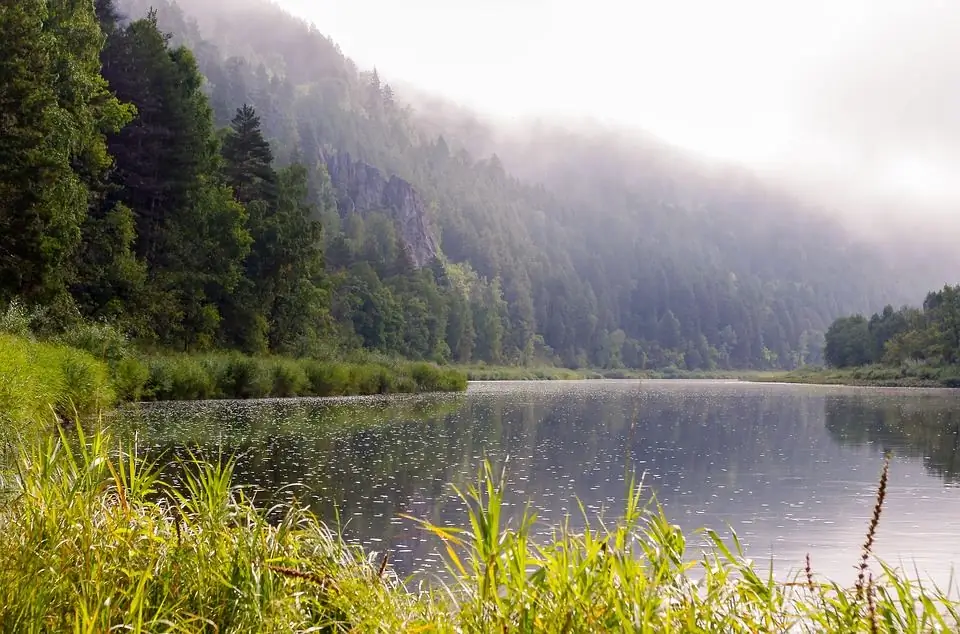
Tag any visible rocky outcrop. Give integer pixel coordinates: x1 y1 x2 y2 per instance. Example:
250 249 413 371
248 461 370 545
323 151 440 268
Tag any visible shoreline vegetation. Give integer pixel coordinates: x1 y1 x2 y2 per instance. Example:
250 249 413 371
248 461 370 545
2 417 958 631
461 365 783 382
760 285 960 389
2 328 958 630
0 332 467 422
754 365 960 389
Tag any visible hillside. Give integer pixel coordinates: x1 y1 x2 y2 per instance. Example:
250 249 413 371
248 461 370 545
117 0 930 371
0 0 928 371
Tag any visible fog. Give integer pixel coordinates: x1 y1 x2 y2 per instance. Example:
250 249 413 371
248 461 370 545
278 0 960 244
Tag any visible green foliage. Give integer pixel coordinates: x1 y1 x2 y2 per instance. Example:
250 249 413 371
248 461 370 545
825 315 874 368
0 334 114 427
0 300 38 339
824 285 960 375
1 432 958 631
56 320 131 364
0 0 133 306
141 353 467 401
96 12 251 349
111 356 150 401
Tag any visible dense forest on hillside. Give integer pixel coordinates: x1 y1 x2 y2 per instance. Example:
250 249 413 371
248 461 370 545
0 0 939 371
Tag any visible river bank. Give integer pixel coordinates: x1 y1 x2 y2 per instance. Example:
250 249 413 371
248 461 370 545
0 333 467 425
2 342 958 630
755 365 960 388
460 364 782 381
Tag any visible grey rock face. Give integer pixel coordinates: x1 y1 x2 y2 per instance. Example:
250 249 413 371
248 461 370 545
324 151 440 268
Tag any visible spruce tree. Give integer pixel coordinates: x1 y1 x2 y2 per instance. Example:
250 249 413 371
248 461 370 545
0 0 131 307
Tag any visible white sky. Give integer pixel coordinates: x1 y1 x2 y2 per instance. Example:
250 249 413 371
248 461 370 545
277 0 960 209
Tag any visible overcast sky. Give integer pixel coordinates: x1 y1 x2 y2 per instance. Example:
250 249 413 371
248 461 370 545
277 0 959 211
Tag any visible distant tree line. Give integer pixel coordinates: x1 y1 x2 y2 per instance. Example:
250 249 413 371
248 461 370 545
824 285 960 368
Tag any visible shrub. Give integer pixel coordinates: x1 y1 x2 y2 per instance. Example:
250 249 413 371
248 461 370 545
112 357 149 402
270 359 310 397
0 299 36 339
218 355 271 399
57 321 131 365
143 356 215 401
56 348 114 421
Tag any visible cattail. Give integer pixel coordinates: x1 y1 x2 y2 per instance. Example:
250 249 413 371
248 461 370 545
805 553 814 592
856 453 890 598
268 565 328 587
377 552 390 579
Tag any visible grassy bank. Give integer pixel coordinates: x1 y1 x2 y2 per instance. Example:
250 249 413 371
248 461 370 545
462 364 782 382
1 348 957 631
758 364 960 388
0 332 467 413
139 354 467 401
0 333 114 428
0 426 956 632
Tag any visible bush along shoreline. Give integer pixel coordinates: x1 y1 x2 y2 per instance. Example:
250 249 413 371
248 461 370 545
0 330 467 419
759 364 960 389
1 429 957 632
139 354 467 401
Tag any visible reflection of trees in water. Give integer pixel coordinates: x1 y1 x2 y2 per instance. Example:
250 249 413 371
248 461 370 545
825 394 960 484
131 386 836 545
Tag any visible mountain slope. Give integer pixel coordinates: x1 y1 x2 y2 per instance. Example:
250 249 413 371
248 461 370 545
116 0 914 370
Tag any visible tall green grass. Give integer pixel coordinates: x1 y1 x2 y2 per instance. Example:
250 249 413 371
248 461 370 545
140 354 467 401
0 425 445 632
0 334 114 428
0 425 956 632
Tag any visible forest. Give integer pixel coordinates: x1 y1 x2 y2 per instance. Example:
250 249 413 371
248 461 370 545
0 0 945 371
824 285 960 370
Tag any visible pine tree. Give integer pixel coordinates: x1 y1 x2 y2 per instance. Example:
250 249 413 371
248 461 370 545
222 104 277 205
0 0 132 307
99 13 250 347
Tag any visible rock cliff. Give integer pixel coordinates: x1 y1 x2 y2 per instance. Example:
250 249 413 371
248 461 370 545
323 151 440 268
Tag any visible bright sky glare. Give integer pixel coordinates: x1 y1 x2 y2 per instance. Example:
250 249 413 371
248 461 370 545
277 0 960 207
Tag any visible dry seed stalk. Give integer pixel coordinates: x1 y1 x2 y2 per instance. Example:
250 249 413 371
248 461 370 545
268 565 329 587
856 453 890 598
868 573 878 634
377 552 390 579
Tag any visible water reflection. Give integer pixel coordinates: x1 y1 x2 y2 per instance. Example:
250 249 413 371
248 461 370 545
825 392 960 484
120 381 960 584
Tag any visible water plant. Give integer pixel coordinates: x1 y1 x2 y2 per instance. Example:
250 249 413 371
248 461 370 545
0 421 956 632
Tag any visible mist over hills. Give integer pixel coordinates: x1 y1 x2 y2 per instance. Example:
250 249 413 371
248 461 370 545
112 0 949 370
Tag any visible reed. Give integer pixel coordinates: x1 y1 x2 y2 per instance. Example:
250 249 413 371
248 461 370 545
0 425 957 632
140 353 467 401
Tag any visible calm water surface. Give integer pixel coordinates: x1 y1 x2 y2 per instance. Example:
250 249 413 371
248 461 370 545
121 380 960 584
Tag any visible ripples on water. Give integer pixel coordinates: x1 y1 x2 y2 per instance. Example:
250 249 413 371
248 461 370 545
117 380 960 585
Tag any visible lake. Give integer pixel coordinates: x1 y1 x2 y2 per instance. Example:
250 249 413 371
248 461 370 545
121 380 960 585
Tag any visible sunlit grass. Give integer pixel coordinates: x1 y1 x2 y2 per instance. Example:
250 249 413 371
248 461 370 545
0 422 957 632
140 354 467 401
0 333 114 430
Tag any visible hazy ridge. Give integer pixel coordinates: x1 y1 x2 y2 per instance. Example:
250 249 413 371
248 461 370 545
114 0 951 370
